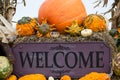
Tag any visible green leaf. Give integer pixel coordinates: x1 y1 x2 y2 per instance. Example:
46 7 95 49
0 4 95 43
109 29 118 36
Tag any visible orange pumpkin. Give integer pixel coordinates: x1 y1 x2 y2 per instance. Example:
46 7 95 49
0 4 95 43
38 0 87 33
16 17 38 36
6 75 17 80
60 75 71 80
18 74 46 80
79 72 110 80
83 14 106 32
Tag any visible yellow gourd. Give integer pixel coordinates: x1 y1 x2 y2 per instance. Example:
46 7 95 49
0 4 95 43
64 20 83 36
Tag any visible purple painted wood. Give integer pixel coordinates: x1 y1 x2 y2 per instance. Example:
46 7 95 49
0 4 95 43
12 42 111 78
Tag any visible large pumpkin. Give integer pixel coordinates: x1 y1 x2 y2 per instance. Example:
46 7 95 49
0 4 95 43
38 0 87 33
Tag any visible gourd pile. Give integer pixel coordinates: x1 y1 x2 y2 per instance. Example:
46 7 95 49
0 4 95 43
16 14 107 38
0 0 120 80
5 72 110 80
15 0 107 38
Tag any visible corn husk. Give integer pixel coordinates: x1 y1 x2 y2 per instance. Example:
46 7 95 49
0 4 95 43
0 14 17 43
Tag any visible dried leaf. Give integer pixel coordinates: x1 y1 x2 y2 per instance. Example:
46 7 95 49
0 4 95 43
93 0 100 4
103 8 113 15
93 0 102 8
0 30 8 43
0 14 14 32
0 14 17 43
0 25 11 34
7 33 17 42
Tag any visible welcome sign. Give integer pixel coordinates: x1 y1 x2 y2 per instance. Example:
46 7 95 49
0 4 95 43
12 42 111 78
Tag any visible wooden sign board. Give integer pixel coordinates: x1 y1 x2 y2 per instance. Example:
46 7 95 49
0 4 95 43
12 42 111 78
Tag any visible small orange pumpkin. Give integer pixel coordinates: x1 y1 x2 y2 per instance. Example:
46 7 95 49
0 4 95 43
6 75 17 80
16 17 38 36
18 74 46 80
83 14 106 32
60 75 71 80
79 72 110 80
38 0 87 33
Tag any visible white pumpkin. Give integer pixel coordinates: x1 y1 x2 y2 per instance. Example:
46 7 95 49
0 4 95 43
50 31 60 38
81 29 93 37
48 76 54 80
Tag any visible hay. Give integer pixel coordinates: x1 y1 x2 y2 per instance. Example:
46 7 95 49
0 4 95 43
13 31 118 56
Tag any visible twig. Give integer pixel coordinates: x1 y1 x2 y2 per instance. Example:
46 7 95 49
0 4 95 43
12 20 17 23
93 0 102 8
23 0 26 6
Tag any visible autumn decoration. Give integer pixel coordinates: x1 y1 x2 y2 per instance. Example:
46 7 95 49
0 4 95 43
6 75 17 80
0 14 17 43
18 74 46 80
0 56 13 79
38 0 87 33
60 75 71 80
64 20 83 36
36 18 56 38
0 0 119 80
83 14 107 32
79 72 110 80
48 76 54 80
16 17 38 36
81 29 93 37
50 31 60 38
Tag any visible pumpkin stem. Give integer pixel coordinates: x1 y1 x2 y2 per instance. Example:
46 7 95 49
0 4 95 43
41 18 47 24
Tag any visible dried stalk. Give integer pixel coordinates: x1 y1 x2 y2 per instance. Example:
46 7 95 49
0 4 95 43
93 0 102 8
23 0 26 6
0 0 26 43
94 0 120 28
